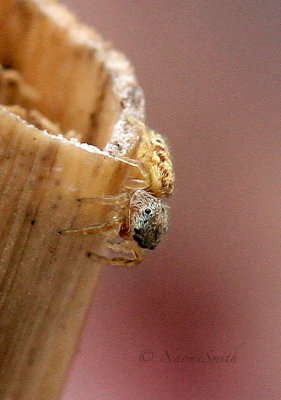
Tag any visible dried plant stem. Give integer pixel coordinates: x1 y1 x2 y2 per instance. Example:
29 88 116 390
0 0 145 399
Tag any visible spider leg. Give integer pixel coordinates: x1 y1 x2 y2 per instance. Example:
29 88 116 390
77 192 129 206
107 240 136 252
58 220 120 236
114 155 150 191
59 193 130 235
123 179 149 191
118 117 156 191
89 242 144 267
115 156 150 181
126 116 154 150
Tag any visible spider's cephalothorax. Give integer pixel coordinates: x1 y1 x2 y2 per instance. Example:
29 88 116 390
123 189 168 250
59 118 174 266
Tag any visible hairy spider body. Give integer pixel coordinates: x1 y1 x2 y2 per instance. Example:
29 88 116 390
60 118 174 266
125 189 168 250
133 121 175 198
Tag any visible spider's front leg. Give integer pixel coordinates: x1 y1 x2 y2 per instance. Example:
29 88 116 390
58 221 120 236
88 240 144 267
58 193 129 236
77 192 129 206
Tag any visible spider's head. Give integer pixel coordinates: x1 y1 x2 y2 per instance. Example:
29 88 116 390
130 190 168 250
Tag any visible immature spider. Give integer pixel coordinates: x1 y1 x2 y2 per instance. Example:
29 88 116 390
59 118 175 266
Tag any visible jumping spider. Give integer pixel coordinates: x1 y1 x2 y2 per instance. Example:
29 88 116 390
60 118 175 266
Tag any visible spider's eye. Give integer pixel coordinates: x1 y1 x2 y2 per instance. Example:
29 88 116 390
134 228 140 234
145 208 151 215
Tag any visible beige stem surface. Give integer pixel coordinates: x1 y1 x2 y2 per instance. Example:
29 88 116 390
0 0 145 399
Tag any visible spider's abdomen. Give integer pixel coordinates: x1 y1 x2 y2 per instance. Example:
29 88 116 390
149 130 175 198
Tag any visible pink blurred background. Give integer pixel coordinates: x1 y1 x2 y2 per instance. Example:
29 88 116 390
62 1 281 399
